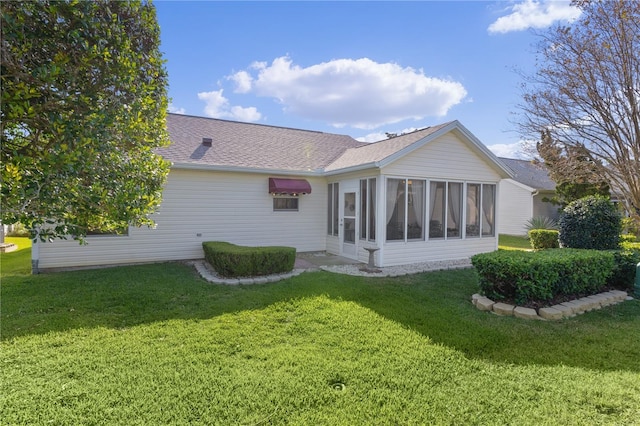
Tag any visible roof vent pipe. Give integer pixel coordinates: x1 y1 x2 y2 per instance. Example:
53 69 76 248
202 138 212 147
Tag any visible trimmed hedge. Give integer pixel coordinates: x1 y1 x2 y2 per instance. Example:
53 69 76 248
472 249 615 305
203 241 296 278
528 229 559 250
610 249 640 291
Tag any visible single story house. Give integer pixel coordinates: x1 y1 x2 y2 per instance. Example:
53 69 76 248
498 157 559 236
33 113 513 272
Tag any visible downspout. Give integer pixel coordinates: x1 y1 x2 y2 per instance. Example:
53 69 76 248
532 190 539 218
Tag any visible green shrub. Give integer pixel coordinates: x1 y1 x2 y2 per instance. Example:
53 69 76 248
608 249 640 291
202 241 296 278
6 223 30 237
621 216 640 237
558 195 621 250
620 234 637 243
472 249 615 305
528 229 559 250
621 241 640 251
525 216 558 231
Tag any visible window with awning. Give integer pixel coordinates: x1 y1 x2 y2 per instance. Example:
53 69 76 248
268 178 312 195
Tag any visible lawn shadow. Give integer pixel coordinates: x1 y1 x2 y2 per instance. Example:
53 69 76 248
2 259 639 374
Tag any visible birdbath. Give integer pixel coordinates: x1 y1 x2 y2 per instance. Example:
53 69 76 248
363 246 380 269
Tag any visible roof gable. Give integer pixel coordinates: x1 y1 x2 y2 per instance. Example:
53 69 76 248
325 120 513 178
324 122 451 172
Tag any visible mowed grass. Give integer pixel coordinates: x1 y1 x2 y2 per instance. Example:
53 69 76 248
498 233 532 250
2 239 639 424
0 237 32 275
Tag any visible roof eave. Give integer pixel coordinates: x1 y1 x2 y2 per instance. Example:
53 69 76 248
322 162 381 176
503 178 537 192
170 162 323 177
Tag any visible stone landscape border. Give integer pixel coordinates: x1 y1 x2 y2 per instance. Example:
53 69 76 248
192 260 306 285
472 290 631 320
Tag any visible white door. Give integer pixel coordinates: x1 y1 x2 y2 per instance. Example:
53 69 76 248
341 190 358 258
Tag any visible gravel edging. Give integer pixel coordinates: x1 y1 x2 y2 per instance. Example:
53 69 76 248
320 258 473 277
472 290 632 320
191 260 306 285
191 258 474 283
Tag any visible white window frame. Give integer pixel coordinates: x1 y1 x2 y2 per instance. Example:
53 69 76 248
273 196 299 212
385 177 426 243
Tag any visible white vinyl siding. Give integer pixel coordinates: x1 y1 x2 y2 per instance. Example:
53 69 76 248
381 237 498 266
37 169 327 270
383 132 502 182
533 191 560 221
36 126 509 270
378 132 501 266
498 179 534 236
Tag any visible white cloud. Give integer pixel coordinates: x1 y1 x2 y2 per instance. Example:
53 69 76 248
357 126 422 143
357 131 387 143
168 103 186 114
197 89 262 122
488 0 582 34
487 142 527 159
229 105 261 122
229 56 467 129
229 70 253 93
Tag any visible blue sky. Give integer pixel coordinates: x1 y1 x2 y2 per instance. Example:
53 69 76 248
155 1 582 158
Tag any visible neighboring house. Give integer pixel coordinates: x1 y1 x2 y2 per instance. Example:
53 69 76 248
33 114 512 272
498 157 559 236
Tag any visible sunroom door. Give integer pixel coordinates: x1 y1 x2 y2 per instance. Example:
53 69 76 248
340 189 358 258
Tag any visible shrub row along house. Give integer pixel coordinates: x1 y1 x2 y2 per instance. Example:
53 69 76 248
33 113 513 272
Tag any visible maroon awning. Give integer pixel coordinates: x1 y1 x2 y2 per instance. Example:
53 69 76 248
269 178 312 195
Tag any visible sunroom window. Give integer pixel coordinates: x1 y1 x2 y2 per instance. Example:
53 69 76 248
386 178 425 241
447 182 462 239
327 183 339 236
429 181 445 239
360 178 376 242
466 183 496 237
482 184 496 236
466 184 481 237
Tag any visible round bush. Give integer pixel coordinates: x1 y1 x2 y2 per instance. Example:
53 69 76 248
558 195 621 250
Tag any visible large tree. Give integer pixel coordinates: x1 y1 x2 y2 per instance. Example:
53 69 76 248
536 129 611 209
1 0 170 242
518 0 640 224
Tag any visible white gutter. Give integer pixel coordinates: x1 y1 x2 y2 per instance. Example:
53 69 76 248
172 160 384 178
323 161 381 176
171 162 324 177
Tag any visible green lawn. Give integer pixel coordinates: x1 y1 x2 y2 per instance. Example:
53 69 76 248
1 236 32 275
498 233 532 250
2 238 639 424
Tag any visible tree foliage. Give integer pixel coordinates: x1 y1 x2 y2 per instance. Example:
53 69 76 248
518 0 640 225
537 129 611 209
1 0 170 242
558 195 622 250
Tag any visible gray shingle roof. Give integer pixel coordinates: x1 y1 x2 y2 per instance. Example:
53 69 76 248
161 114 510 178
324 122 453 172
160 113 366 173
499 157 556 191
